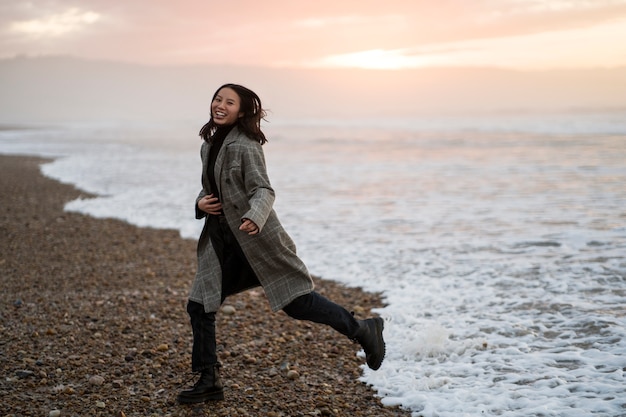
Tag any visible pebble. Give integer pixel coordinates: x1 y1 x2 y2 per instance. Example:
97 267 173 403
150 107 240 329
287 370 300 380
140 349 155 358
49 410 61 417
221 305 236 315
156 343 168 351
16 370 34 378
125 349 137 361
95 401 106 409
89 375 105 386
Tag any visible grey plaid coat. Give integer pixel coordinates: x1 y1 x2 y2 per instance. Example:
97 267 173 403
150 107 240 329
189 127 314 313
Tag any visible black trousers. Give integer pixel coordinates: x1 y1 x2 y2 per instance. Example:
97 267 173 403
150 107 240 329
188 215 359 372
188 293 360 371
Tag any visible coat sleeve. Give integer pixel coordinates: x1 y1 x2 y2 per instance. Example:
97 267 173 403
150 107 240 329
195 189 207 219
241 142 275 232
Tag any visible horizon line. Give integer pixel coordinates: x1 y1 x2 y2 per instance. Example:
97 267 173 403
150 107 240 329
2 53 626 73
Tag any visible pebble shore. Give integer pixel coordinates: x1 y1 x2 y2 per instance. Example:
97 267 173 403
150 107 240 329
0 155 410 417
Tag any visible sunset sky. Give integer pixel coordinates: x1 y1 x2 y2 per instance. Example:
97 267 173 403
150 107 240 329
2 0 626 70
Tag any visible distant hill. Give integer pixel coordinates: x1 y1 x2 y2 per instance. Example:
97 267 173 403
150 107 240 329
1 55 625 124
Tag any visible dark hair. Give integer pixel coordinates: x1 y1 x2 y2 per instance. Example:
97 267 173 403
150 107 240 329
199 83 267 145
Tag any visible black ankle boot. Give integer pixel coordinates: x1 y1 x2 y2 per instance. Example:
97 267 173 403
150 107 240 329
353 318 385 370
177 364 224 404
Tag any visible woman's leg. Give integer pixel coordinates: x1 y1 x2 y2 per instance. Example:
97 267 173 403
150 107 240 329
178 300 224 403
282 292 386 370
187 300 218 372
282 291 360 337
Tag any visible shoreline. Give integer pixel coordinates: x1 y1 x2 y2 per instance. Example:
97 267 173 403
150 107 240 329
0 154 407 416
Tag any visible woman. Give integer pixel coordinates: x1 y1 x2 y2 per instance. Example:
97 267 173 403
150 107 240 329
177 83 385 404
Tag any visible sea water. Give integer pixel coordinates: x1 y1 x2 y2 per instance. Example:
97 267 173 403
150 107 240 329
1 112 625 416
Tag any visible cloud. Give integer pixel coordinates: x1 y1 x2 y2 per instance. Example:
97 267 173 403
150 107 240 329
9 8 101 37
305 15 626 70
293 14 405 29
1 1 626 68
477 0 626 28
498 0 626 14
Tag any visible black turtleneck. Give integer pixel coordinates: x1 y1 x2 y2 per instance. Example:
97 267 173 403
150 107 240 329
207 124 235 205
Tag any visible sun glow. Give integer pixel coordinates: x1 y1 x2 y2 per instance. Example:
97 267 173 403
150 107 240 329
311 49 435 70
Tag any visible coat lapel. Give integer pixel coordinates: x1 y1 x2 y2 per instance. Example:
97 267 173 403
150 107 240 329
201 141 210 193
213 127 240 196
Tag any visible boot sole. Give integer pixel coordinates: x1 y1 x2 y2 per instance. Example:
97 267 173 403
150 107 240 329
177 390 224 404
368 317 385 370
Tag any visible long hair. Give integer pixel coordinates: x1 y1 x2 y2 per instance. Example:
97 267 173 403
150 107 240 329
199 83 267 145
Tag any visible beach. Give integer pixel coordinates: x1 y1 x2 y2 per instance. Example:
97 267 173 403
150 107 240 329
2 119 625 416
0 154 407 417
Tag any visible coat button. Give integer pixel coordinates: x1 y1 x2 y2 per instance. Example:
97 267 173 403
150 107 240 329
233 204 239 210
225 179 231 184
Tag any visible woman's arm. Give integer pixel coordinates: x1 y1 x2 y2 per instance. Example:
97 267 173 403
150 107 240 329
195 189 208 219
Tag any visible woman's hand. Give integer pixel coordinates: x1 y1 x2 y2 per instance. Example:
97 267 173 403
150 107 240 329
239 218 259 235
198 194 222 215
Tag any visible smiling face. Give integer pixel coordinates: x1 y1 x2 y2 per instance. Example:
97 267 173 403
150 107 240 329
211 87 243 126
